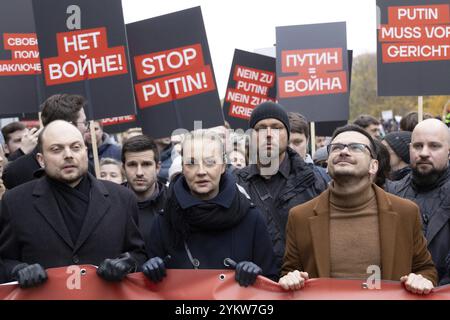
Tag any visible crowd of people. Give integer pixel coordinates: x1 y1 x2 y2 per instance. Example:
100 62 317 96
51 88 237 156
0 94 449 297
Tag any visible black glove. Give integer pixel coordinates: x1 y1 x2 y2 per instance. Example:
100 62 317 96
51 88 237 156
97 252 137 282
235 261 262 287
11 263 48 288
142 256 167 283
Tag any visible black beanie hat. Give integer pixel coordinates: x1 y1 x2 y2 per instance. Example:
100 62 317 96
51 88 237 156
384 131 412 164
249 101 290 137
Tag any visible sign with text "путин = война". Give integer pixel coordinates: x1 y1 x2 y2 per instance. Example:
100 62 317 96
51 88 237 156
32 0 136 120
276 22 350 122
377 0 450 96
126 7 224 139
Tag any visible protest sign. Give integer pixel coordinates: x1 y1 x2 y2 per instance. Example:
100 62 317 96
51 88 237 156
223 49 276 129
377 0 450 95
127 7 224 138
32 0 136 120
0 0 42 116
276 22 350 122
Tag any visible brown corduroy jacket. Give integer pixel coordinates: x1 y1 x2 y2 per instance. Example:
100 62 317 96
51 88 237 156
281 184 438 285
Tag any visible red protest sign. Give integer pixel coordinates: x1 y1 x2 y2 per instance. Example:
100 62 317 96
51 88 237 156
379 4 450 63
0 33 41 76
226 65 275 120
134 43 216 109
42 27 128 85
278 47 347 98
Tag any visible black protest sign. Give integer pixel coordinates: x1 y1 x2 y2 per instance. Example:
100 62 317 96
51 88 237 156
223 49 276 130
276 22 350 122
126 7 224 139
0 0 42 116
377 0 450 96
32 0 136 120
100 114 138 134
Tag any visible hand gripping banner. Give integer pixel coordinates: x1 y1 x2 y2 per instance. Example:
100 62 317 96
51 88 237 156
0 265 449 300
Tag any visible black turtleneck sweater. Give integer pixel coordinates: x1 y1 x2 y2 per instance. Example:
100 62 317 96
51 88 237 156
47 175 91 244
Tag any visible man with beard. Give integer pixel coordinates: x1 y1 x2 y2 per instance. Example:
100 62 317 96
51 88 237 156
235 102 328 270
122 135 166 257
279 124 437 294
0 120 147 287
386 119 450 285
142 130 278 287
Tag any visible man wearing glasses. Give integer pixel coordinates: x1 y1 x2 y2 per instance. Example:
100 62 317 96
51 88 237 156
279 124 437 295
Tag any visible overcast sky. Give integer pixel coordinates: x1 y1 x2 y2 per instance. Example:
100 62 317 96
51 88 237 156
122 0 377 97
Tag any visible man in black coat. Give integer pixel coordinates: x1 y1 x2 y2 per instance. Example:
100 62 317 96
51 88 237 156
3 94 93 190
142 131 278 287
0 120 147 287
235 102 328 269
386 119 450 285
121 135 167 257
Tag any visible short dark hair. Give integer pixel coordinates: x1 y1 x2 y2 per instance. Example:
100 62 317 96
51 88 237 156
1 122 26 144
288 112 309 139
40 94 86 126
373 139 391 187
331 124 378 159
353 114 380 129
399 111 433 132
122 134 159 164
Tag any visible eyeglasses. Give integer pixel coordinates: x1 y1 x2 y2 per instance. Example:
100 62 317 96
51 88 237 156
327 143 373 157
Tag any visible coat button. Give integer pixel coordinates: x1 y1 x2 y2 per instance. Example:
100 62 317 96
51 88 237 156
72 255 79 264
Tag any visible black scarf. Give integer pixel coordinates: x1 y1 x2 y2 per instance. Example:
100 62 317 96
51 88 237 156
47 175 91 244
165 172 250 249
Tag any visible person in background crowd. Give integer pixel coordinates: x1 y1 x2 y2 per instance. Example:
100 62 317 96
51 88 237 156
386 119 450 285
122 135 166 257
399 111 433 132
382 131 411 181
84 121 121 162
228 149 246 170
0 120 147 287
315 136 329 150
0 144 7 200
99 158 125 185
373 139 391 189
143 131 278 287
123 127 143 143
288 112 330 183
235 102 328 270
313 146 328 169
353 114 381 140
2 94 93 190
155 137 173 184
279 124 437 295
1 122 41 162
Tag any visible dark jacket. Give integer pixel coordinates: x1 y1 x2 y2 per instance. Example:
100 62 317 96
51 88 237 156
0 174 147 282
87 133 122 162
3 147 96 190
124 181 167 258
157 145 174 184
385 168 450 285
234 147 328 268
149 172 279 280
3 147 40 190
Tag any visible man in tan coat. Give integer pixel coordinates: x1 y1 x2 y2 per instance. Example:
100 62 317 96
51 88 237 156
279 125 437 295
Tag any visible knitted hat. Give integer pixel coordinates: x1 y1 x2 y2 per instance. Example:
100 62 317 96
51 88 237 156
313 146 328 162
249 101 290 138
383 131 412 164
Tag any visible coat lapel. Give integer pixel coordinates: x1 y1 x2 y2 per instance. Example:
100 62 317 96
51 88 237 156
309 189 331 277
374 186 399 280
32 178 74 249
73 176 111 253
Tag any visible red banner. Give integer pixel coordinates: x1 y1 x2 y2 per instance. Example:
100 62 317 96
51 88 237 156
0 265 449 300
